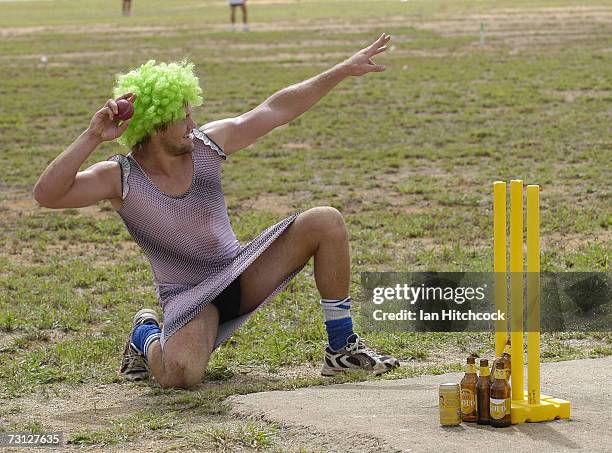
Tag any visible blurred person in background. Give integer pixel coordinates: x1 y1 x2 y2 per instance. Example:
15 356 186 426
122 0 132 17
230 0 249 31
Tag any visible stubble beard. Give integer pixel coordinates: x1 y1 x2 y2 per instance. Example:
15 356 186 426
161 136 194 156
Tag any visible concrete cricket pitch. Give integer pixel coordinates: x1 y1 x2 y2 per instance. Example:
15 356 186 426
229 357 611 452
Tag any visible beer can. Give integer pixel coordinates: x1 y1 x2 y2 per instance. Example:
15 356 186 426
439 383 462 426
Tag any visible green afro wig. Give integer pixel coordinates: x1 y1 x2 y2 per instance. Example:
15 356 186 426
113 60 203 148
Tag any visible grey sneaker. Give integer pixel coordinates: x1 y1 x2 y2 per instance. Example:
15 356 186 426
321 333 400 376
118 309 160 381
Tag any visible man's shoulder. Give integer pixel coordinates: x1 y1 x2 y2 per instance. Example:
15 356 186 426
198 118 239 152
106 154 131 179
103 156 130 200
193 127 227 159
198 123 223 144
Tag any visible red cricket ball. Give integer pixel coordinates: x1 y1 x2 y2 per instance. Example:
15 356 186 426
115 99 134 121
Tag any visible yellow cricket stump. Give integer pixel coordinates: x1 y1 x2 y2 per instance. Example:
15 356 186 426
526 185 540 405
493 182 507 357
493 181 571 424
510 180 524 402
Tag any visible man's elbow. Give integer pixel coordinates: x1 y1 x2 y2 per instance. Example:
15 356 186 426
32 185 44 205
32 185 54 208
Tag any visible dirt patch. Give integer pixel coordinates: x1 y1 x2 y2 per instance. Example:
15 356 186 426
1 193 115 221
1 49 161 62
0 383 150 432
419 6 612 34
412 6 612 50
247 193 296 215
544 89 612 103
0 324 110 356
545 231 612 252
0 14 406 37
207 38 356 51
0 24 178 38
281 142 312 150
1 194 142 268
2 47 350 64
0 19 353 38
0 332 27 353
242 190 312 215
6 239 142 268
1 194 40 215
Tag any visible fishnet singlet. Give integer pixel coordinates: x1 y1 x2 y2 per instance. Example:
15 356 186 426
108 129 303 349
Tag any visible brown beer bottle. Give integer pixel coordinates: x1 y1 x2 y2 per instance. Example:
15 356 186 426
477 359 491 425
489 362 511 427
491 338 511 383
460 357 478 422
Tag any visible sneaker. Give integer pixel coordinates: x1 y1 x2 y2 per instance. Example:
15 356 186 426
243 24 250 32
321 333 400 376
118 309 160 381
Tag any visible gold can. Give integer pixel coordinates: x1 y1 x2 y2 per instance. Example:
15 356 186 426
439 383 462 426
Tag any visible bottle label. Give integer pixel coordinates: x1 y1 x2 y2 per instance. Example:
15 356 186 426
494 368 506 380
490 398 510 419
461 388 476 414
480 367 490 377
467 364 477 374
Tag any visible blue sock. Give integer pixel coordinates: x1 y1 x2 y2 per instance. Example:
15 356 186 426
320 297 355 351
131 323 161 359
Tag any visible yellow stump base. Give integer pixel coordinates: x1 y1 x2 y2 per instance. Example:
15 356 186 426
511 392 571 424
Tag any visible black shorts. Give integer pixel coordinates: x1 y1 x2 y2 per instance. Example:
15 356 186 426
210 276 242 324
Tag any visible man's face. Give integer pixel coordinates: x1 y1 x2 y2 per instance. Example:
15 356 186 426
159 105 198 156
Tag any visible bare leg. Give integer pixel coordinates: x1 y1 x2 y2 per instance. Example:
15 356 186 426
230 5 236 24
146 303 220 389
239 206 350 314
241 4 248 24
236 207 400 375
143 207 349 387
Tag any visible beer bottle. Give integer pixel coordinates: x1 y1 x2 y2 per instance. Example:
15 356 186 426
477 358 491 425
491 338 511 383
460 357 478 422
489 362 511 427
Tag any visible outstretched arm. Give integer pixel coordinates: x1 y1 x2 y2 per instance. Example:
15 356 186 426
201 33 391 155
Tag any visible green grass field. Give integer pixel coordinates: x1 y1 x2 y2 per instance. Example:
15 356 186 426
1 0 611 450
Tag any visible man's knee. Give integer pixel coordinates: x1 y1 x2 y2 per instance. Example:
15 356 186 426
308 206 347 239
157 360 205 390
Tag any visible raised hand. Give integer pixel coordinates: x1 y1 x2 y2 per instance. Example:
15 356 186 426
87 92 136 142
340 33 391 77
